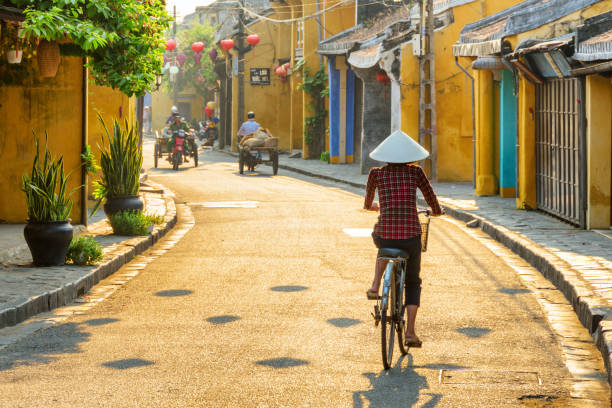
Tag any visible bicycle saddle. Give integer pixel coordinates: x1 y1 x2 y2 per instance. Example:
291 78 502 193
378 248 410 258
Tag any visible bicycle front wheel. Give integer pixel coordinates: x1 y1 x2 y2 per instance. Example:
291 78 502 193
381 306 394 370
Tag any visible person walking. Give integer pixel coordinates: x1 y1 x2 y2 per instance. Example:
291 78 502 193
363 130 444 347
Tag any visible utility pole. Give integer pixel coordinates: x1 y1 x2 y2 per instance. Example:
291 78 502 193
418 0 437 181
237 0 245 131
173 5 178 107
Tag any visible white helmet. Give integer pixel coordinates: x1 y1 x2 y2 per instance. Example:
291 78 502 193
171 106 178 114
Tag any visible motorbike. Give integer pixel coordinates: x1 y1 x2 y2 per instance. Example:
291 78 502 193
170 129 198 170
196 121 207 141
198 120 218 147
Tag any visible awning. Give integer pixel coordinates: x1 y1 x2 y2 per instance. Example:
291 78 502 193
347 44 382 69
574 28 612 61
452 39 502 57
0 5 24 21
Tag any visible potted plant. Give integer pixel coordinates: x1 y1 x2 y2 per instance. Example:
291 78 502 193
21 135 77 266
92 117 143 218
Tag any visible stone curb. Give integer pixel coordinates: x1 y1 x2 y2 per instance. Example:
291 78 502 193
258 159 612 390
0 183 177 330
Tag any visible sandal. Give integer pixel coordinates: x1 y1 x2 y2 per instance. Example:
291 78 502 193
366 289 379 300
405 335 422 348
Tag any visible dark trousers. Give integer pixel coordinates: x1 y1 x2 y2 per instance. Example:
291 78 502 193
372 233 422 306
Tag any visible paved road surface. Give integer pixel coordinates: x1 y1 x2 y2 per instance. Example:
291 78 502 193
0 145 608 407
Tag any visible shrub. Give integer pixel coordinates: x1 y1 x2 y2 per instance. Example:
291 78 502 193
91 117 143 215
109 210 153 236
21 133 77 222
66 236 104 265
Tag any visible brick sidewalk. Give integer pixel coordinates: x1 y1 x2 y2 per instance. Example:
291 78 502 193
0 181 177 331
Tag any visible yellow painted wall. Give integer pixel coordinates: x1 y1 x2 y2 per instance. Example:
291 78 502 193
151 88 204 133
585 74 611 229
0 57 85 223
516 76 536 210
241 18 294 150
87 82 134 194
399 0 523 182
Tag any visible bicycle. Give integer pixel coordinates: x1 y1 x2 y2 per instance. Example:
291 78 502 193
372 210 431 370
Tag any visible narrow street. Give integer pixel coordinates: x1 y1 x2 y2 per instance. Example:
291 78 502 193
0 144 608 407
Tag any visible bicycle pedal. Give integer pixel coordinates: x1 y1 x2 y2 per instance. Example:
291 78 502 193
372 306 381 326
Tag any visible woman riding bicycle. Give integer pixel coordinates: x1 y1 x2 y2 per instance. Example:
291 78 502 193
364 130 443 348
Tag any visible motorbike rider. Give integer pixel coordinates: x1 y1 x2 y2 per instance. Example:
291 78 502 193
165 106 179 125
167 112 192 160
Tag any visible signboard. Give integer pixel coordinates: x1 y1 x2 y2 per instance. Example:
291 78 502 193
250 68 270 85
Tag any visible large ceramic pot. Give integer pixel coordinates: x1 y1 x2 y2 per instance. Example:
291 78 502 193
103 195 144 218
24 220 73 266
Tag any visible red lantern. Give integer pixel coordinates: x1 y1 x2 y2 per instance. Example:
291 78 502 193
221 39 234 51
376 70 390 84
192 42 205 53
165 39 177 51
275 65 287 77
205 106 213 117
247 34 260 47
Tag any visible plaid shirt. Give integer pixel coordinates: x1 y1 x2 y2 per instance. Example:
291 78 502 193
364 164 442 240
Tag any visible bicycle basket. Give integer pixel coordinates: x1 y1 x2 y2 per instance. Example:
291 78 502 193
418 212 431 252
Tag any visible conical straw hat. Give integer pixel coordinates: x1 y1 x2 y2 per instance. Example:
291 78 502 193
369 130 429 163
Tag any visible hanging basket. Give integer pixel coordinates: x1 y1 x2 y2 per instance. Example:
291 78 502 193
7 49 22 64
37 40 61 78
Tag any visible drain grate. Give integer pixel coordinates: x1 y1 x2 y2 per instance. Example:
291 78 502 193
439 370 542 386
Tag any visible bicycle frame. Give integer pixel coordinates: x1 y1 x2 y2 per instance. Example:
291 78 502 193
379 257 407 313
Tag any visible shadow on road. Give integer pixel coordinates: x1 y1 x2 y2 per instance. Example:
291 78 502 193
456 327 491 338
206 315 241 325
353 355 453 407
0 322 92 371
155 290 193 297
270 285 309 292
327 318 361 328
102 358 155 370
84 318 120 326
255 357 310 368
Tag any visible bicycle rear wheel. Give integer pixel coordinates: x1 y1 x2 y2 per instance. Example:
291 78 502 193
381 268 396 370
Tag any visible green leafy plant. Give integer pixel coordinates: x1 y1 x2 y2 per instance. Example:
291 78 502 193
320 151 330 163
297 65 328 157
167 22 218 97
109 210 153 236
65 236 104 265
21 133 78 222
8 0 172 96
81 145 100 174
91 117 142 215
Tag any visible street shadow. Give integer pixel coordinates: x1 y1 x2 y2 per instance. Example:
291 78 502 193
206 315 241 325
456 327 491 338
255 357 309 368
0 322 90 371
235 171 275 178
102 358 155 370
155 289 193 297
84 318 120 326
353 355 442 407
497 288 531 295
270 285 308 292
327 318 361 328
